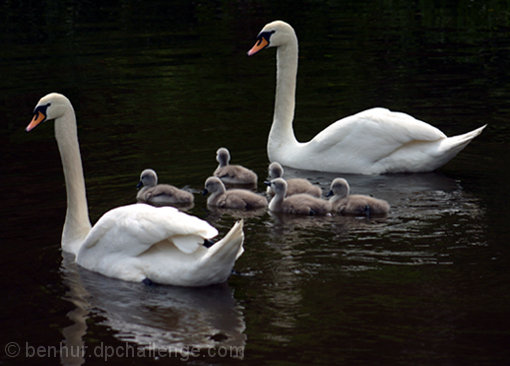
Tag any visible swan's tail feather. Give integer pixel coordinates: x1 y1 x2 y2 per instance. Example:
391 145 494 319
447 124 486 149
204 220 245 263
437 124 486 162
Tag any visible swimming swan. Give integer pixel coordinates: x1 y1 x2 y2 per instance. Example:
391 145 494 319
203 176 268 210
267 162 322 197
214 147 258 186
327 178 390 217
136 168 194 207
266 178 330 216
26 93 244 287
248 20 486 174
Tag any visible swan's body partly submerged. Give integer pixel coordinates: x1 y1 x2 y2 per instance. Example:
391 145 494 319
327 178 390 217
203 176 268 210
214 147 258 186
26 93 244 287
136 168 194 207
267 178 330 216
248 20 486 175
266 162 322 197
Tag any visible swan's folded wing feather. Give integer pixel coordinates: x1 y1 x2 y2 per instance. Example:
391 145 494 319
310 108 447 159
80 204 218 256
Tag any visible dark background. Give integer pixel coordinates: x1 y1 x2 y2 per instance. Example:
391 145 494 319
1 1 510 365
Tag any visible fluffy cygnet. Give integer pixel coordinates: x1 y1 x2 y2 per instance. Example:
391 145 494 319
214 147 258 186
327 178 390 217
267 178 330 216
136 169 194 206
203 176 267 210
266 162 322 197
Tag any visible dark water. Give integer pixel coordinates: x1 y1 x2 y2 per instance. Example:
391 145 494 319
2 1 510 365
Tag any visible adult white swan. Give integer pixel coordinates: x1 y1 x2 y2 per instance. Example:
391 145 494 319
26 93 244 287
248 20 486 174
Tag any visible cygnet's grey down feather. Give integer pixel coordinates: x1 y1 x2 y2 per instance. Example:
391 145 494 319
267 178 330 216
136 169 194 207
203 176 267 210
214 147 258 186
267 161 322 197
327 178 390 216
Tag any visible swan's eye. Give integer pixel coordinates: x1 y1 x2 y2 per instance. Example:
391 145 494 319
259 30 275 44
32 103 51 121
248 30 275 56
26 102 51 132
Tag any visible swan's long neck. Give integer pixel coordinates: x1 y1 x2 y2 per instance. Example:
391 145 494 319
54 108 91 255
268 37 299 160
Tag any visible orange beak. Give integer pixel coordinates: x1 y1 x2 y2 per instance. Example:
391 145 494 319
247 37 269 56
26 111 46 132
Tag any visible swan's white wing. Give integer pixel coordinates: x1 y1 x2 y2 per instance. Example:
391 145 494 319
80 203 218 257
309 108 447 158
76 204 244 286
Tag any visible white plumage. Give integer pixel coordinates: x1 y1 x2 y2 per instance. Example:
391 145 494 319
248 20 486 174
26 93 244 286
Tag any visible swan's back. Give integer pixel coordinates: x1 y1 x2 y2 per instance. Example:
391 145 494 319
250 20 486 174
75 204 246 285
78 204 216 256
76 204 244 286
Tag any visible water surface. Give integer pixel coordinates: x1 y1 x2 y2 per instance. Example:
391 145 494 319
2 1 510 365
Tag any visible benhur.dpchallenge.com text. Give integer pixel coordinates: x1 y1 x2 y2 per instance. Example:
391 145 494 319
4 341 245 361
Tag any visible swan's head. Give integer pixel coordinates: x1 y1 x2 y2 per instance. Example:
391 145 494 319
26 93 72 132
266 178 287 196
216 147 231 166
203 176 226 196
268 162 284 179
247 20 296 56
137 169 158 189
327 178 350 199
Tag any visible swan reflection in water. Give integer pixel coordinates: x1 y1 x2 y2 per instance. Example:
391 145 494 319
59 253 246 365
